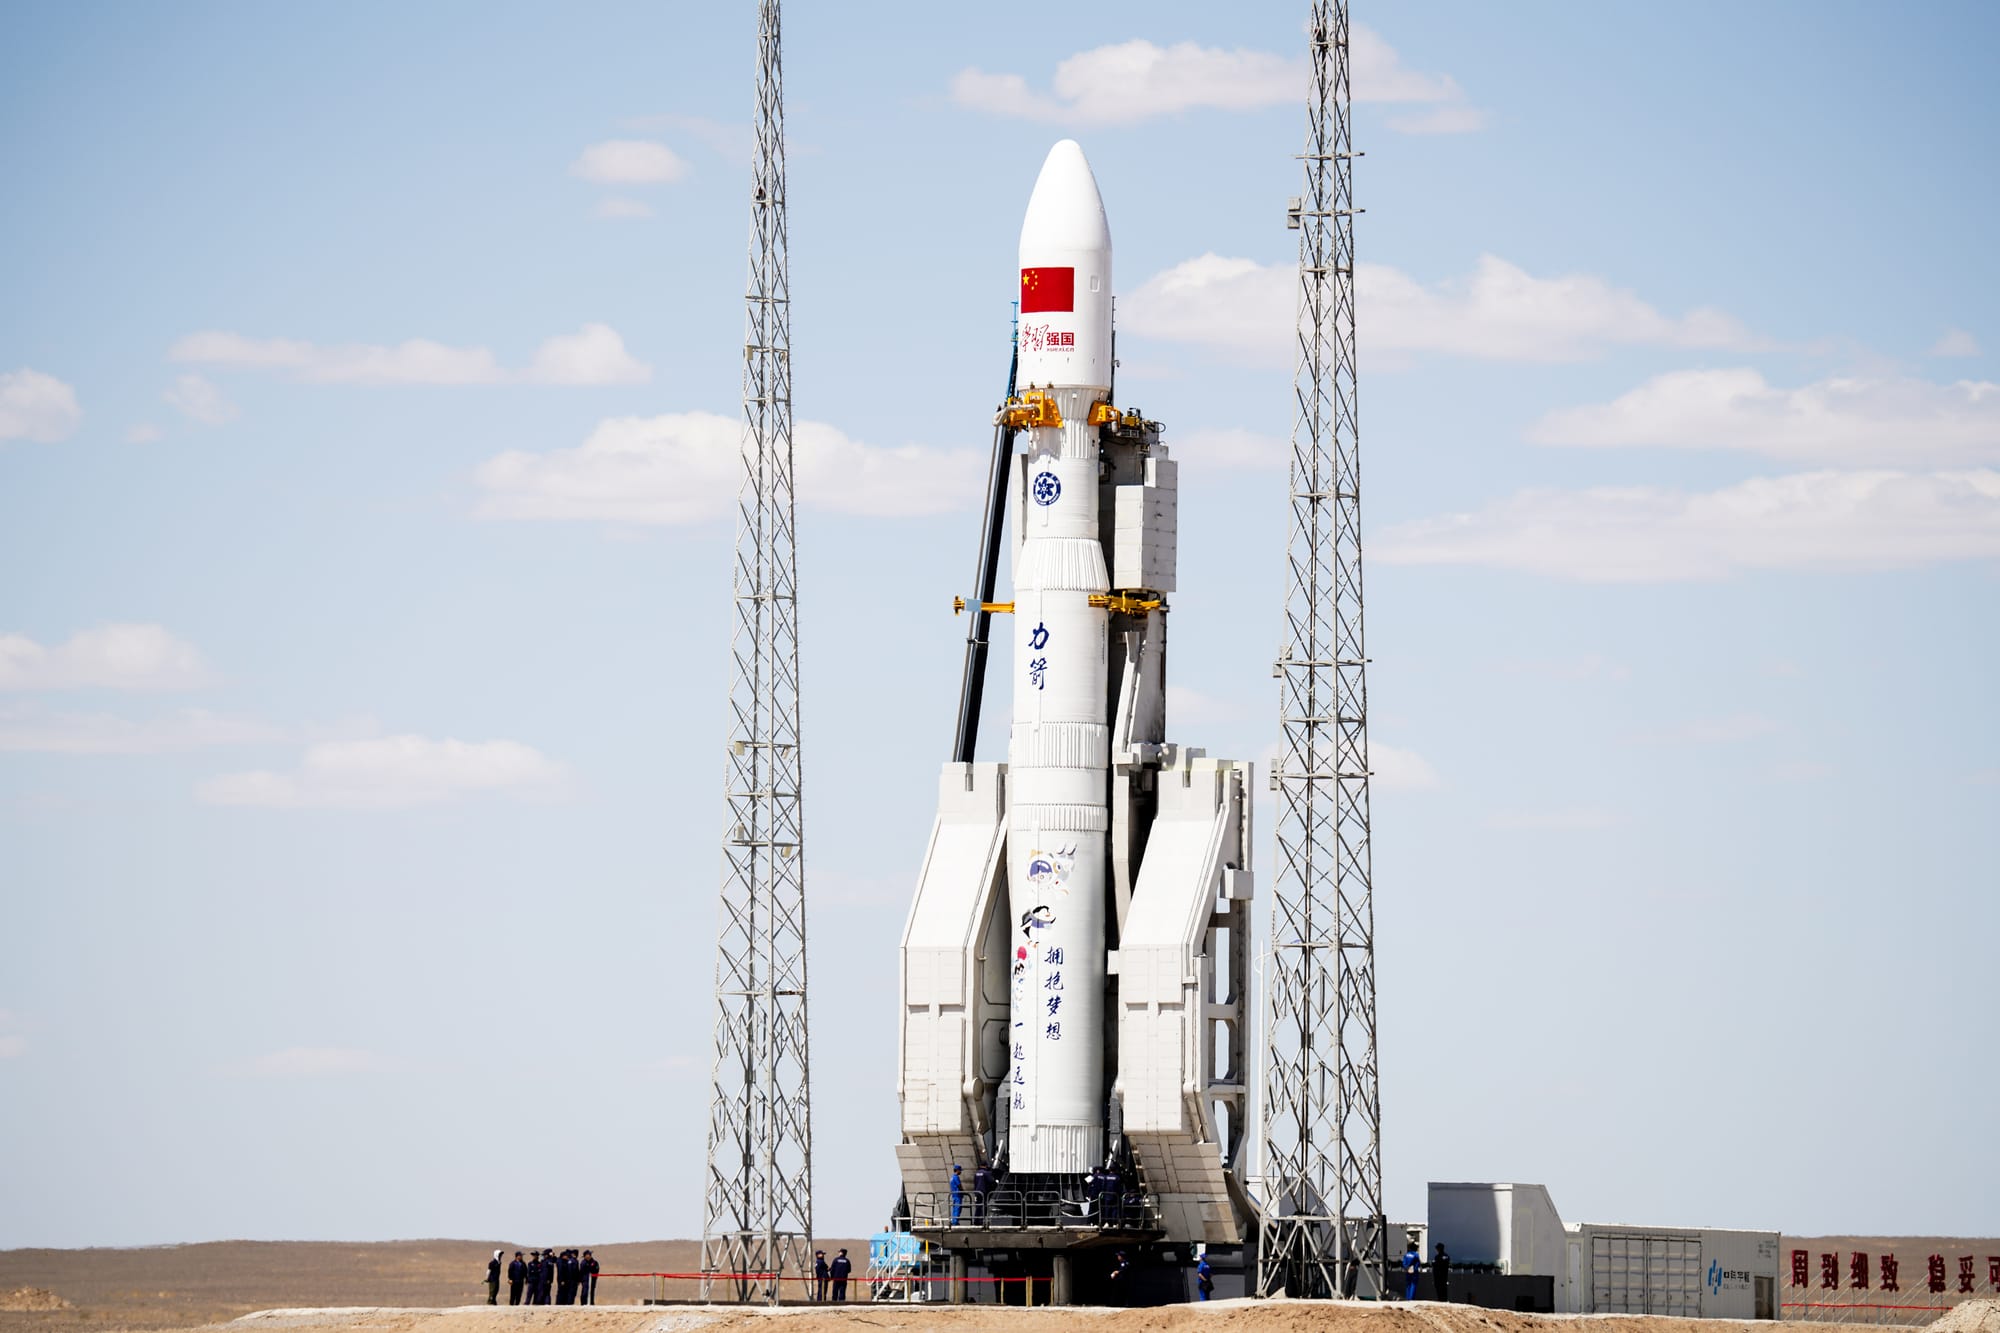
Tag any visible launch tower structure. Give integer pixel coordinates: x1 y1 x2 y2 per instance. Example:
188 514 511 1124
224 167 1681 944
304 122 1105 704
700 0 814 1304
1257 0 1386 1301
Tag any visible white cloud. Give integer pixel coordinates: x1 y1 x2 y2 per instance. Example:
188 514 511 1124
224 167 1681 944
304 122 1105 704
594 195 655 220
1120 255 1292 362
521 324 651 386
0 705 278 754
0 624 211 692
1372 741 1442 792
570 139 689 185
949 28 1482 130
1532 370 2000 467
124 422 163 444
474 411 983 524
1375 469 2000 582
170 330 497 383
1930 328 1981 358
199 734 567 809
1121 253 1755 366
0 367 83 443
1349 24 1468 104
168 324 650 387
1484 807 1626 831
163 373 238 425
620 113 749 163
247 1047 389 1077
0 1035 26 1059
952 40 1296 126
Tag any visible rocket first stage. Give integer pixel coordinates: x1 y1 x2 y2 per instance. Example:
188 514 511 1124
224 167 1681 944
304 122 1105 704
896 140 1258 1291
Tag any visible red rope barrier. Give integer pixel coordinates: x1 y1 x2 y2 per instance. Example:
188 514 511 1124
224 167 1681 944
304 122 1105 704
595 1273 1037 1285
594 1273 773 1281
1783 1302 1969 1312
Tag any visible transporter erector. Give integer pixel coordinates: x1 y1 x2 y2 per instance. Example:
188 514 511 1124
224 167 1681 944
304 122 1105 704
895 140 1258 1303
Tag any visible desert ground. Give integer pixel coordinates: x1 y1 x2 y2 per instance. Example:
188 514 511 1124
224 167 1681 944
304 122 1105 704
0 1242 798 1333
6 1242 1998 1333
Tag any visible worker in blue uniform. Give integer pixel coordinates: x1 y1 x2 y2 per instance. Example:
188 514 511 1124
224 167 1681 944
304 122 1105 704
1108 1251 1131 1305
1403 1240 1421 1300
972 1162 996 1224
507 1252 527 1306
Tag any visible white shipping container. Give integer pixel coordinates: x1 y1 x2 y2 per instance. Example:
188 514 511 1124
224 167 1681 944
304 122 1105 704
1563 1224 1781 1319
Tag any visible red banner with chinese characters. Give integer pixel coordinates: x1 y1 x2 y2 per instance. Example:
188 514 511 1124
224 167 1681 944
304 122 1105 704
1783 1237 2000 1326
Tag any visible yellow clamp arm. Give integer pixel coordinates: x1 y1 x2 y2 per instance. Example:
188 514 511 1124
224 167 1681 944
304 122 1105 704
1088 591 1167 614
953 597 1016 616
999 390 1063 429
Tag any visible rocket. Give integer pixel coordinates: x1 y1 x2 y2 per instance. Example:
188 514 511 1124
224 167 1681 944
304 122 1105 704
1004 139 1115 1175
897 138 1253 1259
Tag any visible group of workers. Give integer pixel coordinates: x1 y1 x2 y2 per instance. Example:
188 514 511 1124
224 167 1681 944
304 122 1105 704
483 1248 600 1306
1402 1241 1452 1301
465 1229 1445 1307
809 1248 854 1301
945 1162 1135 1227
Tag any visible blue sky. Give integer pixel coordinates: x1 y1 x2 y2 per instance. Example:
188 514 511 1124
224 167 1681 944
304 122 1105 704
2 1 1995 1248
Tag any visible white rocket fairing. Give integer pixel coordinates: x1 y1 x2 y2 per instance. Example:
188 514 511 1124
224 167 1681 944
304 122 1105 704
1005 141 1115 1175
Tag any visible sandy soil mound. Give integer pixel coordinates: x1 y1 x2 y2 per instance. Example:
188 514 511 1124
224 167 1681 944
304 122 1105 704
0 1290 73 1313
1933 1300 2000 1333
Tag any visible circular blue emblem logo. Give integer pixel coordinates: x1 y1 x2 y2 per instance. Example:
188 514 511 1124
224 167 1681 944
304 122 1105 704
1032 471 1061 506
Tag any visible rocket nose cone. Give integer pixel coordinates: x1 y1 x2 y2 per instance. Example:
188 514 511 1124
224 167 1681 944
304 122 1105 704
1021 139 1111 254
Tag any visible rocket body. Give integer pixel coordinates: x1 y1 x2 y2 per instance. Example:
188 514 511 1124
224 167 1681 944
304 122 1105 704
1005 141 1114 1175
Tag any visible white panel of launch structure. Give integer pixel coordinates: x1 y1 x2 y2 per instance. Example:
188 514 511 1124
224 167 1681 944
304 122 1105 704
1113 753 1253 1244
896 763 1008 1215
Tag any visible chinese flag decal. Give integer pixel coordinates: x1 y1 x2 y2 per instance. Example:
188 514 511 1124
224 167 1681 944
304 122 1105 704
1020 266 1075 314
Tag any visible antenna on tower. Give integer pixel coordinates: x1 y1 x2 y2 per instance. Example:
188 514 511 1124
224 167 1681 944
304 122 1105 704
1258 0 1386 1300
699 0 813 1305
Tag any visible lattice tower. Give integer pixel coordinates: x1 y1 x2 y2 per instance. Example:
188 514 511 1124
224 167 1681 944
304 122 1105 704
1257 0 1386 1301
699 0 813 1304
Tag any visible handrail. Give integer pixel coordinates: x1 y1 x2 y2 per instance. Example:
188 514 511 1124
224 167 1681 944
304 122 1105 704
906 1187 1161 1232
